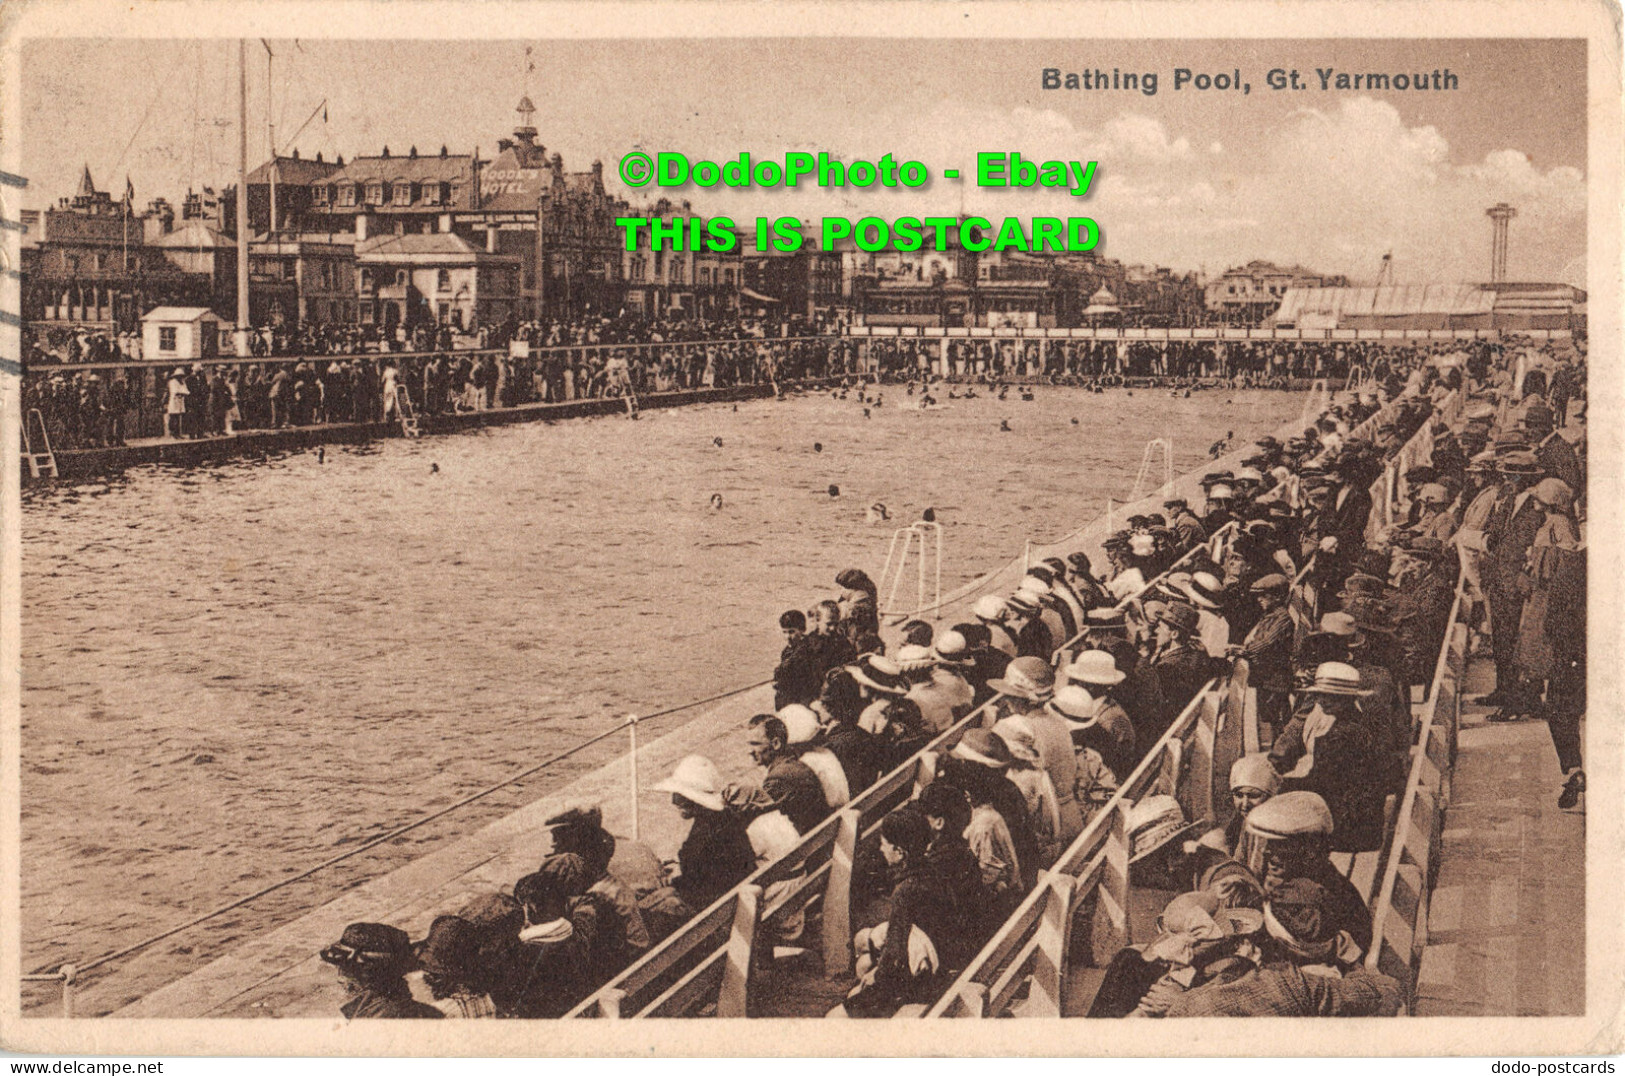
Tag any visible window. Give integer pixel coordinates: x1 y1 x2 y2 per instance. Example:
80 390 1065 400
437 300 450 323
312 184 329 205
447 183 462 206
723 268 736 285
422 183 440 206
339 184 357 207
158 326 177 352
439 182 452 205
359 268 374 291
395 269 408 287
366 183 385 206
437 269 451 292
394 182 413 206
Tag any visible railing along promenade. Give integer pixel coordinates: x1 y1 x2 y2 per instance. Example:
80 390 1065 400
561 521 1245 1018
23 369 1424 1016
928 397 1465 1019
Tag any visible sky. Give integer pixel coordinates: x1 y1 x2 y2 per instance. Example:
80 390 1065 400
21 37 1587 286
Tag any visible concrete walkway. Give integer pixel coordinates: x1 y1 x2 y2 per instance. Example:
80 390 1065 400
1414 655 1586 1016
103 685 773 1018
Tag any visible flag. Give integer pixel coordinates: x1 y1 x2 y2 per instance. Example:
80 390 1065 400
124 175 134 205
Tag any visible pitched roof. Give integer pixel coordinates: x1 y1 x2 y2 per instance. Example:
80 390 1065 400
78 164 97 197
143 306 218 322
355 232 515 262
247 156 344 186
153 221 233 249
329 154 474 185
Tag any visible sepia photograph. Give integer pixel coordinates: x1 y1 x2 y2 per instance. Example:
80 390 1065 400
0 0 1618 1058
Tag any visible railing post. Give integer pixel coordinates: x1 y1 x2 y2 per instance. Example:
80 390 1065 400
1029 873 1074 1017
599 987 626 1019
61 964 75 1019
718 885 762 1018
626 714 640 842
1095 800 1132 959
823 808 861 979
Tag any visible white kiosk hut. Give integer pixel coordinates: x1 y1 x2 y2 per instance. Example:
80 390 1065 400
142 307 222 362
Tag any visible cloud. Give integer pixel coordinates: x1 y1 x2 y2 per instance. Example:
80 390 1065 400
664 95 1582 286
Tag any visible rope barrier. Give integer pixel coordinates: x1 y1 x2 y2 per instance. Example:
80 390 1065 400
30 677 773 982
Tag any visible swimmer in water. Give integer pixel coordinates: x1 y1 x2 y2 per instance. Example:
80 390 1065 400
866 502 890 524
713 437 724 447
828 484 841 498
709 493 724 510
999 419 1012 432
430 462 439 474
863 408 871 419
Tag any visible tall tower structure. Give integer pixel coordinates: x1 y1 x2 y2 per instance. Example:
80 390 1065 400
1486 202 1516 283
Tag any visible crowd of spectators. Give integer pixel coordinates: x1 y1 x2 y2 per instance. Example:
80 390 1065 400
21 328 1498 454
315 338 1584 1020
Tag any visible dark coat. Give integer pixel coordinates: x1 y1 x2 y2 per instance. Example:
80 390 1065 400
763 756 829 834
773 636 825 709
673 810 756 912
1270 705 1388 854
339 981 444 1019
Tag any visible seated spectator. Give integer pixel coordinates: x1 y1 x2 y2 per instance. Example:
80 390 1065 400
652 755 757 916
1148 600 1228 740
779 703 850 810
951 622 1009 704
1127 794 1261 911
1268 663 1387 853
1237 791 1373 953
1002 592 1054 660
413 915 497 1018
1087 890 1263 1018
1199 753 1282 860
1165 878 1401 1017
545 805 651 963
722 780 806 948
512 856 599 1018
896 643 972 735
816 678 883 792
986 654 1056 723
973 595 1020 658
748 712 827 834
991 714 1063 867
867 696 931 777
773 609 824 708
452 892 530 1017
943 728 1038 894
320 922 443 1019
836 805 968 1018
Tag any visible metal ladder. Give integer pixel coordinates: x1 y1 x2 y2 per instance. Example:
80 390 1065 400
21 408 57 478
1300 378 1332 427
395 385 421 438
1127 437 1174 503
877 520 942 621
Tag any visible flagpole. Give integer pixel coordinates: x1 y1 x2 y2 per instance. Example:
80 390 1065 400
236 38 251 355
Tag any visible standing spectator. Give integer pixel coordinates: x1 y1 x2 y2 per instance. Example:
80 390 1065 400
164 366 189 440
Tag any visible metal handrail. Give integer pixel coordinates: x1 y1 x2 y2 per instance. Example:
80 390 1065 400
22 335 846 373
